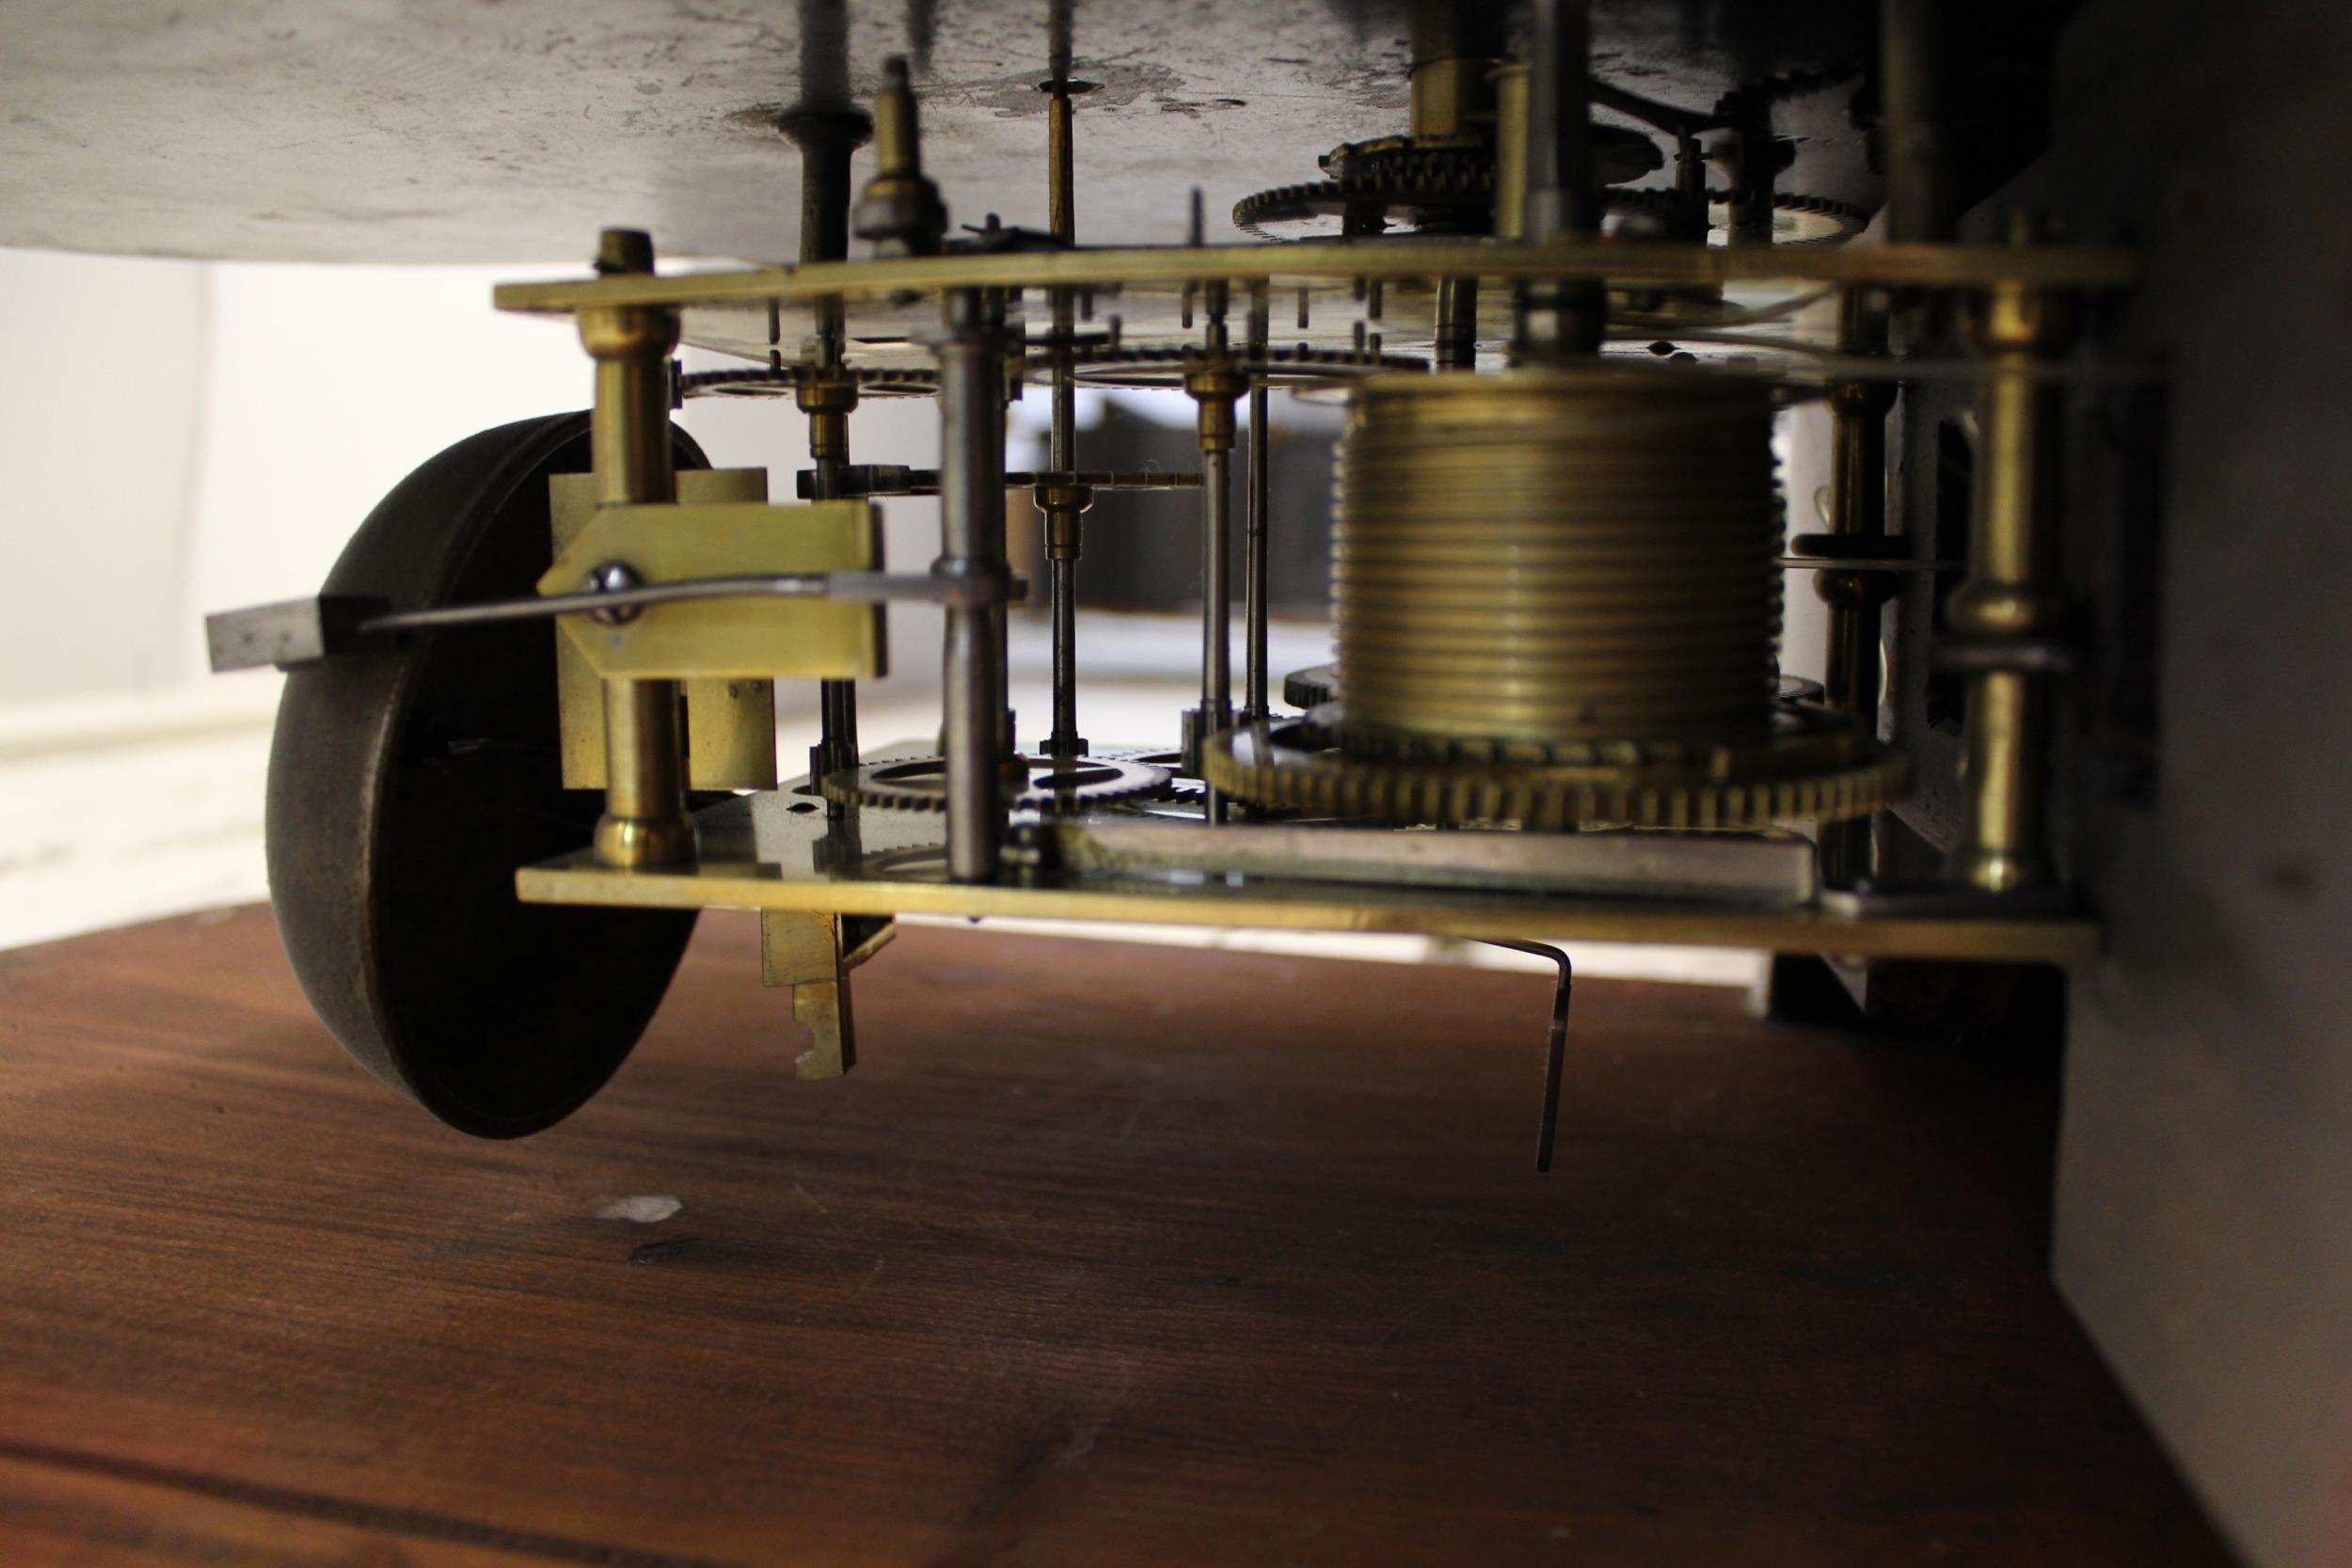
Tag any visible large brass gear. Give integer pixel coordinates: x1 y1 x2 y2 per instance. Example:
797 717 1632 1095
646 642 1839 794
1201 706 1909 832
1283 664 1823 717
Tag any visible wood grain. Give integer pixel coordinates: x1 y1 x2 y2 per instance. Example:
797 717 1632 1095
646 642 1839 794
0 907 2228 1566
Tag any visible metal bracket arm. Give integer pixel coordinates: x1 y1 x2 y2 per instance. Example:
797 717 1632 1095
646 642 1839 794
796 466 1202 499
208 572 1023 671
206 594 389 673
363 568 1021 634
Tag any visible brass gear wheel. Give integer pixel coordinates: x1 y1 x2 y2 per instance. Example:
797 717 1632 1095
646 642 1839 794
1232 170 1493 242
822 753 1170 816
677 364 940 399
1201 705 1908 832
1316 126 1661 192
1283 664 1818 717
1033 342 1426 387
1233 179 1865 245
1282 662 1341 709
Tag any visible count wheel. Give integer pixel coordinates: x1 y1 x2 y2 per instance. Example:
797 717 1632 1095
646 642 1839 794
266 412 707 1137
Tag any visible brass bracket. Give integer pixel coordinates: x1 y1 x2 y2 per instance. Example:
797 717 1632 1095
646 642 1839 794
552 468 780 790
542 497 886 681
759 911 898 1079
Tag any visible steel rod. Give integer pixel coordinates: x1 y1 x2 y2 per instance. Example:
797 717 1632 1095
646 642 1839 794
1044 84 1084 759
1243 286 1272 721
1435 276 1479 370
939 289 1005 882
1818 291 1895 886
1049 557 1079 751
1201 447 1232 722
811 447 862 789
785 109 870 798
1513 0 1601 357
361 570 1001 632
1521 0 1593 242
1477 940 1574 1173
804 467 1199 499
1882 0 1954 245
1243 386 1270 721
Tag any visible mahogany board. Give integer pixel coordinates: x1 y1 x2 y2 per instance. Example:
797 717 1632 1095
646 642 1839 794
0 906 2227 1565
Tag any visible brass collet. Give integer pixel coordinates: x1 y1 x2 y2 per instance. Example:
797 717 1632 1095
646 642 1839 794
798 377 861 466
1184 360 1247 451
577 304 679 361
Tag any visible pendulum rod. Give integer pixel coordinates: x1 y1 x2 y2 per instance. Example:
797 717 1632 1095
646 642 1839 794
580 228 693 868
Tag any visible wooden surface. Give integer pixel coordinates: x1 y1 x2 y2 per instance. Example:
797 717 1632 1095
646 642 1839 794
0 907 2228 1567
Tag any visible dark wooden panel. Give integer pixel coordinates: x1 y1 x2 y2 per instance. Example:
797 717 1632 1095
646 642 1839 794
0 907 2225 1566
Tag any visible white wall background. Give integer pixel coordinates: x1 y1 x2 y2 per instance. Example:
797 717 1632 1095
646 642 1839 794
0 250 956 706
1 249 208 699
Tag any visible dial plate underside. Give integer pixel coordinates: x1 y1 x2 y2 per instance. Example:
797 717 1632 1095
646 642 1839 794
0 0 1877 263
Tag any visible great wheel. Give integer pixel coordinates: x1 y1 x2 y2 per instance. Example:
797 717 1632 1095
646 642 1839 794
266 411 707 1136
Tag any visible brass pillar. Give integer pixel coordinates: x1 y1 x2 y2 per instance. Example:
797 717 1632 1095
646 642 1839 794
1491 63 1528 242
1947 219 2074 891
580 228 693 868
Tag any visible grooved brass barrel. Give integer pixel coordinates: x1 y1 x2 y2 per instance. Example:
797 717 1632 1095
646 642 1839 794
1332 369 1781 753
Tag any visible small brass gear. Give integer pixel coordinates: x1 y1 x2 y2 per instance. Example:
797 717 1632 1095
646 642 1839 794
823 753 1170 816
1202 706 1909 832
1282 662 1342 709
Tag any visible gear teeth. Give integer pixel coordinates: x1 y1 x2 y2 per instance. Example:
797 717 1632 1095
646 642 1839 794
1203 720 1910 832
823 754 1171 816
1282 663 1340 709
1235 176 1867 246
